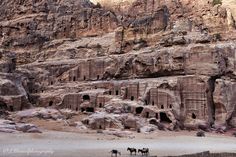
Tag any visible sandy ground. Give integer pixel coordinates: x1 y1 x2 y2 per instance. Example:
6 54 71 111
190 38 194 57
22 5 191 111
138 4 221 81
0 131 236 157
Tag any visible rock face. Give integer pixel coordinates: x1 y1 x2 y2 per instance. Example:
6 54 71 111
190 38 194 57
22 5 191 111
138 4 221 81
0 0 236 132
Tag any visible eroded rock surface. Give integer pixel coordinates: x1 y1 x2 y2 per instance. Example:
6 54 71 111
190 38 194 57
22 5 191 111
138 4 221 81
0 0 236 133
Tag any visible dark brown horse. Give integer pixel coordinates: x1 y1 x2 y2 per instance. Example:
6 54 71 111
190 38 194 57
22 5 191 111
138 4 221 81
138 148 149 156
127 147 137 155
110 149 121 157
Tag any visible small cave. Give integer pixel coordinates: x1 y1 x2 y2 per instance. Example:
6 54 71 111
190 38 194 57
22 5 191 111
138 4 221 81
0 102 7 110
131 96 134 101
115 90 119 95
86 107 94 113
156 113 159 119
125 126 131 129
99 103 103 108
9 106 14 112
160 112 172 123
161 105 164 109
83 95 90 101
83 119 89 125
136 107 144 114
124 105 131 113
192 113 197 119
149 119 158 125
145 100 148 105
146 112 149 118
49 101 53 107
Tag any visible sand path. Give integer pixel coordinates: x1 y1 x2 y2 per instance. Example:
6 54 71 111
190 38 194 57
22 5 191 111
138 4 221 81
0 131 236 157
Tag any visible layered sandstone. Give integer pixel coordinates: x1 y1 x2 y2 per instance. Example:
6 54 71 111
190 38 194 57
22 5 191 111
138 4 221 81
0 0 236 132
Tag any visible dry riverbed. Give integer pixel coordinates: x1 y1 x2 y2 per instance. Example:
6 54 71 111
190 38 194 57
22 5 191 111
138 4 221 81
0 131 236 157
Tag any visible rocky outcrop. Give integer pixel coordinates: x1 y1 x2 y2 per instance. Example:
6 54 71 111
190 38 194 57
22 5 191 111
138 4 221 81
0 0 236 133
0 119 42 133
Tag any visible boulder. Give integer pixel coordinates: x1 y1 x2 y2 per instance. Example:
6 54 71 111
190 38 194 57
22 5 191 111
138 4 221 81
15 123 37 132
16 108 64 120
196 131 205 137
82 112 123 130
140 124 158 133
27 127 42 133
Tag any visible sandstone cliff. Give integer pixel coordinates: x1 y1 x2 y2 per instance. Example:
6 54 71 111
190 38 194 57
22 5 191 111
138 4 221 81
0 0 236 132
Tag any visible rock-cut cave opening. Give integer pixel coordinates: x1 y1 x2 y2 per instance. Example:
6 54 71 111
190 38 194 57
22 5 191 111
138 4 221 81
136 107 144 114
160 112 172 123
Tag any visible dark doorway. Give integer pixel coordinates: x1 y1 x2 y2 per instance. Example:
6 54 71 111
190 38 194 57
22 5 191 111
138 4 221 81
146 112 149 118
131 96 134 101
97 75 100 80
9 106 14 112
76 107 78 111
136 107 144 114
149 119 157 125
83 76 86 80
86 107 94 112
192 113 196 119
0 102 7 110
49 101 53 107
160 112 172 123
152 101 154 106
51 81 53 85
156 113 159 119
116 90 119 95
83 95 90 101
109 91 112 95
99 103 102 108
73 76 76 81
145 100 148 105
161 105 164 109
169 104 172 108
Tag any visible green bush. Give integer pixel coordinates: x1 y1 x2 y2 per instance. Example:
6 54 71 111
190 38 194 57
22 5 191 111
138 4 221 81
213 0 222 6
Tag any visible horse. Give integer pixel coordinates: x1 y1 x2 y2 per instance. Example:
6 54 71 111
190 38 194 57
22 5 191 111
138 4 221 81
138 148 149 156
110 149 121 157
127 147 137 155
